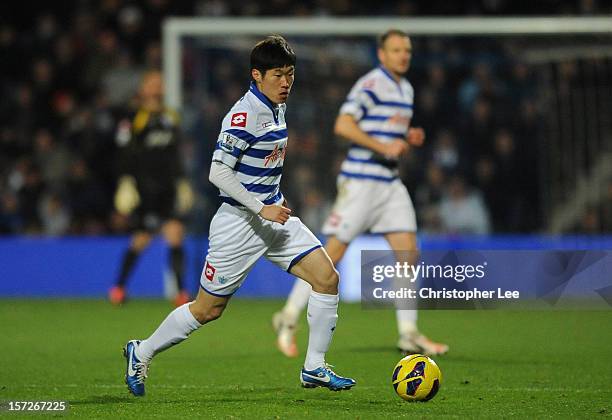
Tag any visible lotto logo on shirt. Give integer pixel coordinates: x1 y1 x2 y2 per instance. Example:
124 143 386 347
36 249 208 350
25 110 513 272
204 261 216 281
230 112 247 127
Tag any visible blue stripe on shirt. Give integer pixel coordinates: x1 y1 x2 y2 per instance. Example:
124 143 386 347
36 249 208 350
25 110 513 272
365 130 405 139
362 90 413 109
361 115 389 121
234 162 283 177
215 142 242 157
346 156 398 169
241 183 279 193
339 171 397 182
221 191 283 207
243 147 277 159
224 128 287 145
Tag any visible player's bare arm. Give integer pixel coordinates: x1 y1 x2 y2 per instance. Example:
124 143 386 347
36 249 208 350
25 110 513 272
334 113 408 159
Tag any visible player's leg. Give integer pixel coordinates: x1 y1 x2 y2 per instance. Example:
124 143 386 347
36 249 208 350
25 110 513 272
273 237 349 357
109 231 152 305
124 288 229 396
385 231 448 356
273 178 369 357
289 248 355 390
123 203 262 396
161 218 190 306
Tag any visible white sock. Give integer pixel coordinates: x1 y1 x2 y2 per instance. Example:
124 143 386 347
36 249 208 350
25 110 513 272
396 309 418 337
281 278 311 324
136 302 202 363
304 291 339 371
393 258 419 337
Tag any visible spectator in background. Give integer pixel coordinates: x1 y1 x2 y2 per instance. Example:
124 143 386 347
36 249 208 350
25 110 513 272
490 128 524 232
604 180 612 232
39 192 71 236
461 96 496 157
439 174 491 234
431 129 462 174
0 192 21 234
33 129 73 191
415 162 446 233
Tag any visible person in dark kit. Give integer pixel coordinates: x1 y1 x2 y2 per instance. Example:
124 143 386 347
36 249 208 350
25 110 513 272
108 70 194 307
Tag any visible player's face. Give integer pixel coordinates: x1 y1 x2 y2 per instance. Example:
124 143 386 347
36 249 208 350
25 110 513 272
255 65 295 104
140 72 164 105
378 35 412 77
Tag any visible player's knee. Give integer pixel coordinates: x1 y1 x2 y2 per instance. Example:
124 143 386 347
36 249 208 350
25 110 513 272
314 267 339 294
190 303 226 324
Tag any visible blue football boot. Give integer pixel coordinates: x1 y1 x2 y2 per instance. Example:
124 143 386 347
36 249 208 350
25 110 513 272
300 364 356 391
123 340 149 396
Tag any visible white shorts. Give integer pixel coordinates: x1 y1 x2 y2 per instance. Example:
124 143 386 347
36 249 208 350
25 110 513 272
201 203 322 296
321 177 417 243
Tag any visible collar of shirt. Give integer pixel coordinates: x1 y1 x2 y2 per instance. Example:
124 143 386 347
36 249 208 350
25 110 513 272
378 65 404 97
249 81 281 124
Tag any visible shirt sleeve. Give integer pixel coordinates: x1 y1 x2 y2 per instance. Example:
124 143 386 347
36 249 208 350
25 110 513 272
211 129 254 169
338 86 377 121
209 161 264 214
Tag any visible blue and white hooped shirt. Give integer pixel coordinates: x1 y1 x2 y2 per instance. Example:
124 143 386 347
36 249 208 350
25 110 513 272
338 66 414 183
212 82 287 206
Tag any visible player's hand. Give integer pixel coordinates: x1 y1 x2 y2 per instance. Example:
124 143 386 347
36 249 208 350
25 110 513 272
114 175 140 215
259 204 292 224
407 127 425 147
176 178 194 214
382 139 409 159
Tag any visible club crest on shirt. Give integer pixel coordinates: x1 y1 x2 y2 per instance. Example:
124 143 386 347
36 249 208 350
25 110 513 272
362 79 376 89
230 112 247 127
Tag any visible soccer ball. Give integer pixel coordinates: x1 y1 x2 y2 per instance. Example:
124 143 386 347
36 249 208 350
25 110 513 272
392 354 442 402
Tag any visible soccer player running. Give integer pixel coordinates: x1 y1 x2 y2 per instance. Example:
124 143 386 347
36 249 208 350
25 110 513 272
108 70 193 307
123 36 356 396
273 29 449 357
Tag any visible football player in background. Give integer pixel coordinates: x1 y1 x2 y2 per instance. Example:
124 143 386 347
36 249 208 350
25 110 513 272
108 70 193 307
122 36 355 397
273 29 449 357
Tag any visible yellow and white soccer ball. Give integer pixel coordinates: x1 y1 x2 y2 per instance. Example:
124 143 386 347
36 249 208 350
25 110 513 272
392 354 442 402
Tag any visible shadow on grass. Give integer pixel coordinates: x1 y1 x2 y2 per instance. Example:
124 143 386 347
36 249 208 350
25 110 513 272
70 395 135 405
446 354 562 367
344 345 398 354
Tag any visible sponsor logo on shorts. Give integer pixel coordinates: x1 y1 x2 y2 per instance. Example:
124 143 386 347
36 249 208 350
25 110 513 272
204 261 216 281
327 212 341 227
230 112 247 127
218 276 228 285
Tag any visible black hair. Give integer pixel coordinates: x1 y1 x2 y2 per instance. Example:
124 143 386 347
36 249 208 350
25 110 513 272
250 35 296 78
378 29 409 49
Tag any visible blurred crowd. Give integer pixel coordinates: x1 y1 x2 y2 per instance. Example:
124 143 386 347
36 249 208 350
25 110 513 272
1 0 611 236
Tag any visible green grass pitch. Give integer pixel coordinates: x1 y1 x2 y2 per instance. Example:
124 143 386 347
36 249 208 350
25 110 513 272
1 299 611 418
